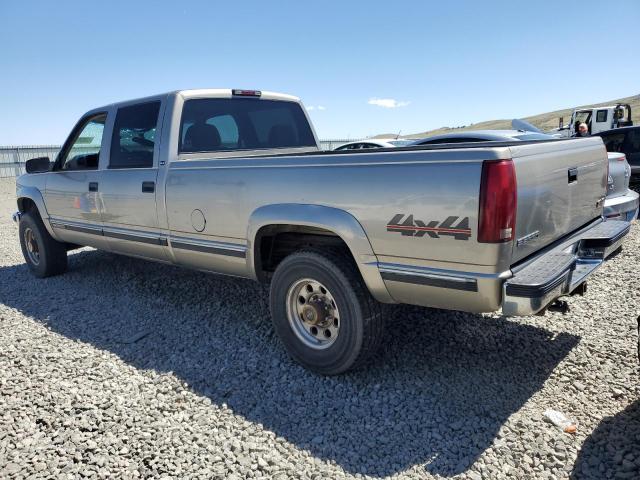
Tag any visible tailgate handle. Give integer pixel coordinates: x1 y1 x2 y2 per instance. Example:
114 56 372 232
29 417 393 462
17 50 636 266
142 181 155 193
568 167 578 183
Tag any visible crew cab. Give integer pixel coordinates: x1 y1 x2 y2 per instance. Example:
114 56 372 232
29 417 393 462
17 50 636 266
14 89 631 374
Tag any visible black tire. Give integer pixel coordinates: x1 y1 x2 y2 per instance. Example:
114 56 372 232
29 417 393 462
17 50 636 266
18 211 68 278
269 249 384 375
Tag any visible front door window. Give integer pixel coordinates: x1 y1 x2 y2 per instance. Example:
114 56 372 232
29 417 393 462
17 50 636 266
59 114 107 170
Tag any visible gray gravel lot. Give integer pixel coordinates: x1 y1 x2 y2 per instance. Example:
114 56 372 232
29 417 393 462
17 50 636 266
0 176 638 479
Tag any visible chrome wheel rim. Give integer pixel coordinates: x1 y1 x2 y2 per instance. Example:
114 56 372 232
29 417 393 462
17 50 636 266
23 227 40 265
286 278 340 350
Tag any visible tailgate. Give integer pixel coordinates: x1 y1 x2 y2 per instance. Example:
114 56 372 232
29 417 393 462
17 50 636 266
510 138 607 263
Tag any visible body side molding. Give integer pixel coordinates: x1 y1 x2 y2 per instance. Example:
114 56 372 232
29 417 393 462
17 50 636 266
169 236 247 258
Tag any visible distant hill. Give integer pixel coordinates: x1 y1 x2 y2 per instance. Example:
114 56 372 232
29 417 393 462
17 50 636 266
377 94 639 139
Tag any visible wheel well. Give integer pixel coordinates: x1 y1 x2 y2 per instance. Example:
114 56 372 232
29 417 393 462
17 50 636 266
255 225 351 281
17 197 39 217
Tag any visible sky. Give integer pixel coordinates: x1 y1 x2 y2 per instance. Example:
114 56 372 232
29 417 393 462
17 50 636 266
0 0 638 145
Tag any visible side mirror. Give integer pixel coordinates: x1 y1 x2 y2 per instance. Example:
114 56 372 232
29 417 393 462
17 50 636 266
25 156 51 174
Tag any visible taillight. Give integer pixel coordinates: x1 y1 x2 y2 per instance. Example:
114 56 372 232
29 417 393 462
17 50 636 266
478 159 517 243
618 155 626 162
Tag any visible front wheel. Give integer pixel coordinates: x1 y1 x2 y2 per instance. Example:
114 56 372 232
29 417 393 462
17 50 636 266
269 249 384 375
18 211 68 278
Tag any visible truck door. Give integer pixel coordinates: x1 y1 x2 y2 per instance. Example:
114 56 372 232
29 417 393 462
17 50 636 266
98 99 169 261
570 110 592 136
591 108 611 134
45 112 110 250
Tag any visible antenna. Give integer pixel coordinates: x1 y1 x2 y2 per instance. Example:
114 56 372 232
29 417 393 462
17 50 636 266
396 130 401 139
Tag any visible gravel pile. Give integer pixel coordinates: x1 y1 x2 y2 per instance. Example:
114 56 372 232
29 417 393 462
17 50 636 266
0 176 638 479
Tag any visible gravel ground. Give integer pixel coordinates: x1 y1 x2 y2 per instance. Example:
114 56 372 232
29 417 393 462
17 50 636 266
0 176 638 480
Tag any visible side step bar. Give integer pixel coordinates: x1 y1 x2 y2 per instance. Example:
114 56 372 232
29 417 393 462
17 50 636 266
502 220 630 316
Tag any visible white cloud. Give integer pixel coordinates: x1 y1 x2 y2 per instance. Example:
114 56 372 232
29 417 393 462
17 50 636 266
317 105 326 110
306 105 326 112
306 106 315 111
368 98 410 108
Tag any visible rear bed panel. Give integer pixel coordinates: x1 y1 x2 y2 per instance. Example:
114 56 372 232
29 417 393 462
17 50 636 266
510 138 607 263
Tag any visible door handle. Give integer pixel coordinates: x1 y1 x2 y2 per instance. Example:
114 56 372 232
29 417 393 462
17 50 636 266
142 181 155 193
568 168 578 183
88 182 98 192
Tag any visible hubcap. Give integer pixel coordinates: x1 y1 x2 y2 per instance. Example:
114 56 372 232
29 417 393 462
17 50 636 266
23 227 40 265
286 278 340 349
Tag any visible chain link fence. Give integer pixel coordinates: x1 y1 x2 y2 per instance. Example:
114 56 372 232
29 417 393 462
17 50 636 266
0 146 61 178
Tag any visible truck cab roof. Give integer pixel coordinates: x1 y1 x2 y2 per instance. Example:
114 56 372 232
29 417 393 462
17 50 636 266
90 89 302 113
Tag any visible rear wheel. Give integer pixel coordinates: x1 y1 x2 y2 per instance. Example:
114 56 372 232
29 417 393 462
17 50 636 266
19 211 68 278
269 249 384 375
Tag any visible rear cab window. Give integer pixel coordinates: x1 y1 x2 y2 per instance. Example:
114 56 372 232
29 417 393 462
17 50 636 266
179 98 316 153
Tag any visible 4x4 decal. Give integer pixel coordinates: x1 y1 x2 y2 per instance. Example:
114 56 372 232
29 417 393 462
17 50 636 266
387 214 471 240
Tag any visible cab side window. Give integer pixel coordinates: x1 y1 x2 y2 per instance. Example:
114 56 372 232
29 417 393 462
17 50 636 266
59 114 107 170
110 101 161 169
596 110 608 123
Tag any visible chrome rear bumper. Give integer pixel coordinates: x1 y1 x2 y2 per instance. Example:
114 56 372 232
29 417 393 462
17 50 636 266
502 220 630 316
604 189 639 221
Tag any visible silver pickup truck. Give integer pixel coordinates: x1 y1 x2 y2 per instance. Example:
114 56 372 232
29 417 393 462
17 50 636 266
14 89 631 374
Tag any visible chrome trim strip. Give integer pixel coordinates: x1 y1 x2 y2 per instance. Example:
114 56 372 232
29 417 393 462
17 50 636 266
378 263 480 292
60 223 103 235
169 237 247 258
103 229 168 246
50 218 102 233
377 262 508 279
12 211 21 223
50 219 168 246
49 219 246 257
